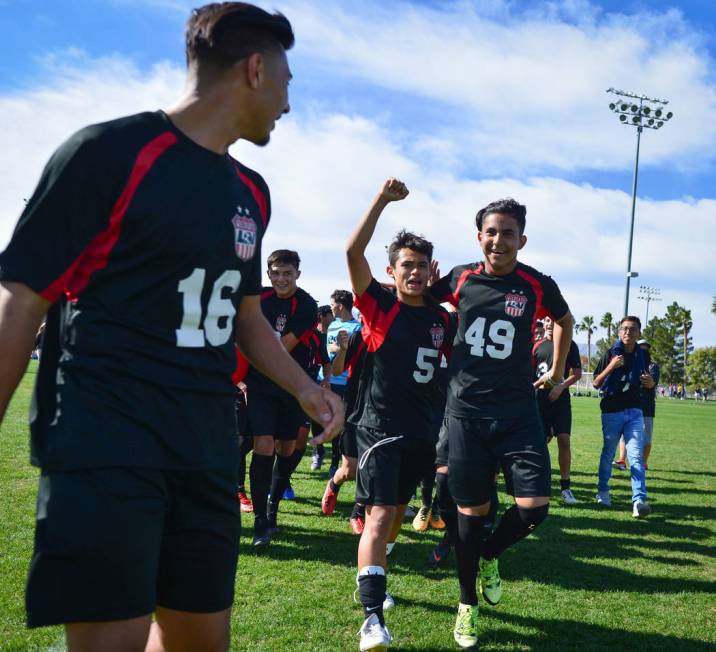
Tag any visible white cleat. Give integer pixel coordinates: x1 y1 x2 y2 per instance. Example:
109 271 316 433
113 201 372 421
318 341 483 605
359 613 393 651
561 489 577 505
383 592 395 611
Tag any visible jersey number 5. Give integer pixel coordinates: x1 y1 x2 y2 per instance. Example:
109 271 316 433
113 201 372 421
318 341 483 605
176 268 242 347
414 347 439 384
465 317 515 359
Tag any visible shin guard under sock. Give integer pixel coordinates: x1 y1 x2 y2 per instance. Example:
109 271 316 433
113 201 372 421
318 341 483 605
482 504 549 560
358 566 387 625
436 472 457 545
456 512 485 605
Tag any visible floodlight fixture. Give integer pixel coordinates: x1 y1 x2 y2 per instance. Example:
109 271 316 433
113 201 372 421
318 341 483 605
605 87 673 315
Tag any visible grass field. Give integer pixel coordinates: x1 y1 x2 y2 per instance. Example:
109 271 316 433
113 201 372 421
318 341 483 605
1 362 715 651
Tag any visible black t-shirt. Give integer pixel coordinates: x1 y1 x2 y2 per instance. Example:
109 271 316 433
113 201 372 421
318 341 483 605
0 111 270 471
307 328 329 381
594 348 651 413
354 279 455 438
245 286 317 395
533 339 582 407
430 261 569 418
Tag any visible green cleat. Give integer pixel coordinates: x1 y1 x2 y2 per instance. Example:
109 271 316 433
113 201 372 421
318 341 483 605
479 557 502 606
453 603 478 648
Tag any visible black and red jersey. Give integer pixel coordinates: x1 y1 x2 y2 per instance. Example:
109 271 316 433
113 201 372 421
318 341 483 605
353 279 455 439
344 329 368 425
307 328 330 381
430 261 569 418
245 286 317 395
0 111 270 471
533 339 582 405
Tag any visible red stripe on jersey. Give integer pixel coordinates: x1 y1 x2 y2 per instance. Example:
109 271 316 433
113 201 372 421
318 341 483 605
290 296 298 317
40 131 178 303
298 322 318 346
234 166 269 228
451 264 483 307
346 339 366 379
260 289 275 300
232 346 250 384
516 268 546 345
358 292 401 353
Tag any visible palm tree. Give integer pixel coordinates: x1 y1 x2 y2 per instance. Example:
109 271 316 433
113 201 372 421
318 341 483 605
712 296 716 316
576 315 597 370
600 311 615 341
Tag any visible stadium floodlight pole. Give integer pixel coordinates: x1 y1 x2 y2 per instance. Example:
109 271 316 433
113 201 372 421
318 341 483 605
607 88 673 317
637 285 661 325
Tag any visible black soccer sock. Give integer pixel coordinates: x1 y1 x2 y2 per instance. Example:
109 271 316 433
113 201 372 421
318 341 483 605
482 504 549 560
351 502 365 519
330 440 341 468
420 471 435 509
287 447 305 478
436 472 457 546
358 566 387 625
329 478 341 495
237 435 253 493
455 512 484 606
249 452 274 521
316 444 325 457
560 478 571 491
479 484 500 548
269 453 294 514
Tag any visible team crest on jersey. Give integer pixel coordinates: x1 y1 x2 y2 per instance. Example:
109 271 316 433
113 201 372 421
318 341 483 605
430 325 445 349
505 290 528 317
232 206 257 261
275 314 287 333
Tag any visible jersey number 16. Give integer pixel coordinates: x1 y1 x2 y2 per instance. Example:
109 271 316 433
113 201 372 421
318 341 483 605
176 267 241 347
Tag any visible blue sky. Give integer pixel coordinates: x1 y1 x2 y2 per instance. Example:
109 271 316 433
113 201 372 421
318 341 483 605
1 0 715 348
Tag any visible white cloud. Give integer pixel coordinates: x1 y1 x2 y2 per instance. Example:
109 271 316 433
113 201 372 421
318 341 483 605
277 0 716 175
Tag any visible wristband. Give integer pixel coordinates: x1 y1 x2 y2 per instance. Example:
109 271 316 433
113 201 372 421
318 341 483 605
545 374 564 389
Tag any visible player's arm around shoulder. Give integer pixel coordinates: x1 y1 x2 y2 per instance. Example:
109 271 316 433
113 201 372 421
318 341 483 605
235 295 343 441
0 282 50 422
346 178 409 297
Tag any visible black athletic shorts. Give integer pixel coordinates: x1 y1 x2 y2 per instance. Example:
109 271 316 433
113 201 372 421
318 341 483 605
355 426 435 506
340 422 359 459
447 411 551 506
537 396 572 438
247 390 304 440
435 418 449 467
26 467 240 628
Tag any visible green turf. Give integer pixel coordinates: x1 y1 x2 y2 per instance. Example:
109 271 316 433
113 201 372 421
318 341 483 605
1 364 715 651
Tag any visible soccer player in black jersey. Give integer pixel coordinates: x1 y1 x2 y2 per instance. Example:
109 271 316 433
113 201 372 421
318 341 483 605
347 178 454 652
533 315 583 504
245 249 319 547
0 5 343 651
430 198 573 648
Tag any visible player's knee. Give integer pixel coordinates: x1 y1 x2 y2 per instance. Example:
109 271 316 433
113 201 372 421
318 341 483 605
517 504 549 530
253 436 274 455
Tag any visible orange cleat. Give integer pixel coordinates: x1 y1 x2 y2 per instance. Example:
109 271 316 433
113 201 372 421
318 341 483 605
321 481 338 515
237 491 254 513
350 515 365 535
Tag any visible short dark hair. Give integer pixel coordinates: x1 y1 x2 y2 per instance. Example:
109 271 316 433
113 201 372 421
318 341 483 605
387 229 433 267
267 249 300 270
186 2 294 71
475 198 527 234
330 289 353 311
619 315 642 329
317 305 332 317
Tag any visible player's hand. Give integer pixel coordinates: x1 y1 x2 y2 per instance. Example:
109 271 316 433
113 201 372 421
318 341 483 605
337 329 349 351
548 384 564 402
380 178 409 202
298 384 344 445
609 355 625 370
640 373 655 389
533 372 550 390
428 259 441 287
320 377 331 390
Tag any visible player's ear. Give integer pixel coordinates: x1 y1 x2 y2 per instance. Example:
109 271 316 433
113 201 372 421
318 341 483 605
476 230 483 244
295 269 301 280
244 53 264 89
518 234 527 250
386 265 395 279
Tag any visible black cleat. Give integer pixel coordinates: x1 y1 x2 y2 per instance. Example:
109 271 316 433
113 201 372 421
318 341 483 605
427 539 452 568
252 517 271 549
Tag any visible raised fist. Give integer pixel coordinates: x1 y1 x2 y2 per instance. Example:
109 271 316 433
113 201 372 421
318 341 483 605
380 178 409 202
